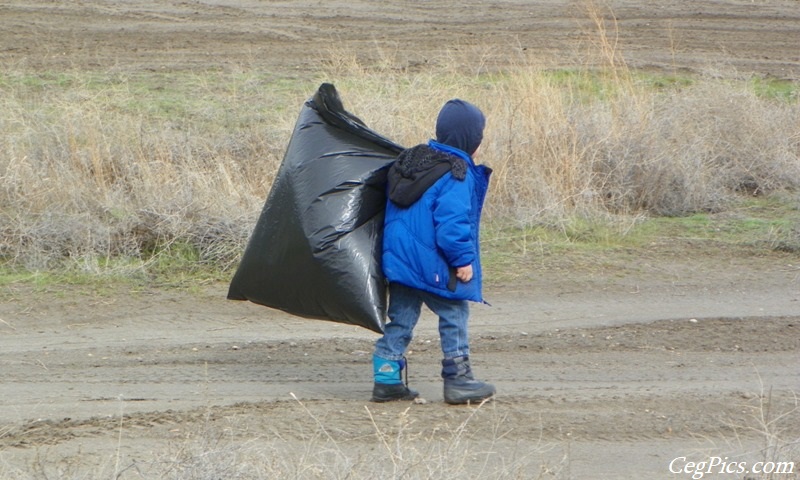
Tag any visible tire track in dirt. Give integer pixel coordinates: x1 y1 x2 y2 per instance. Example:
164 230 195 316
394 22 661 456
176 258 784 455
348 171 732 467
2 317 797 449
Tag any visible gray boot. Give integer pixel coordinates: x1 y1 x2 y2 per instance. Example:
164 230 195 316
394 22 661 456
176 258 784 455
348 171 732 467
441 356 495 405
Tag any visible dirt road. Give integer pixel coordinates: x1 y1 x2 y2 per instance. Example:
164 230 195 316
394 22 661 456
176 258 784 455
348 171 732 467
1 243 798 478
1 1 799 478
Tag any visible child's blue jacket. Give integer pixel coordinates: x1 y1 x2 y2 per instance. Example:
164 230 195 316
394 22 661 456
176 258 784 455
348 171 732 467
382 140 491 302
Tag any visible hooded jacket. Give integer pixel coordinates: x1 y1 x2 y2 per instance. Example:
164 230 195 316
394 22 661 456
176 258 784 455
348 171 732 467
382 100 491 302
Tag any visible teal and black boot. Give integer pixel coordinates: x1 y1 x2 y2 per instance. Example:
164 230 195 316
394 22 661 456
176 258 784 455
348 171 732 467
441 356 495 405
371 355 419 402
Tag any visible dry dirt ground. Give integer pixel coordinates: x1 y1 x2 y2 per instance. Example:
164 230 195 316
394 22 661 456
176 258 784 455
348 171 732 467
1 245 799 478
1 1 800 479
2 0 800 78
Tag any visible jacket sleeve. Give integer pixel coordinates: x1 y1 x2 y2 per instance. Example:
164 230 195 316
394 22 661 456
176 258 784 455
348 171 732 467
432 175 475 268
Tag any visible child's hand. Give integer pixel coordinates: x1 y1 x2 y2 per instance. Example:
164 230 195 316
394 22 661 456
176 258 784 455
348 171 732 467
456 264 473 283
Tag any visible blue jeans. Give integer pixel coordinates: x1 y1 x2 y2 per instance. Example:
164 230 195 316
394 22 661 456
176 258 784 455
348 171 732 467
374 283 470 361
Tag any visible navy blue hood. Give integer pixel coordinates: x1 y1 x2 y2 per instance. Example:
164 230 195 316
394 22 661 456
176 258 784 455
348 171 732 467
435 99 486 156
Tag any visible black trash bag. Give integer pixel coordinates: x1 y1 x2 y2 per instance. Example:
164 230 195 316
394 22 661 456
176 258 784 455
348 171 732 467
227 83 404 333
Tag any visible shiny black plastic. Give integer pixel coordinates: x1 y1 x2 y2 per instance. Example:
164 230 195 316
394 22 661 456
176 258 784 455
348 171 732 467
227 83 404 333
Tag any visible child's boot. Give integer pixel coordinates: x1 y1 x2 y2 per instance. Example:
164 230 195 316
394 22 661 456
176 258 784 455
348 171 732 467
371 355 419 402
441 356 495 405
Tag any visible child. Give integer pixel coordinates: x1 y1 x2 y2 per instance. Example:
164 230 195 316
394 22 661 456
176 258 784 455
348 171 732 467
372 99 495 404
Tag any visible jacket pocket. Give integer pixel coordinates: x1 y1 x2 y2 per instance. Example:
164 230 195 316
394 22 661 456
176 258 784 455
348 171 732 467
419 244 449 291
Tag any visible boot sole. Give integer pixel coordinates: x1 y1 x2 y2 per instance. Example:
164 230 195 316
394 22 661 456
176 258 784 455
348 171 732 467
444 394 494 405
444 387 496 405
370 392 419 403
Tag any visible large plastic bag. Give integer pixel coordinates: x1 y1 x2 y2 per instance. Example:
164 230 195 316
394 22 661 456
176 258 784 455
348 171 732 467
227 83 404 333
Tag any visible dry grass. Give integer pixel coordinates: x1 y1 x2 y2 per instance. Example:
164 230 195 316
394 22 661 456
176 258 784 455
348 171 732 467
0 397 567 480
0 71 304 273
3 391 794 479
0 5 798 275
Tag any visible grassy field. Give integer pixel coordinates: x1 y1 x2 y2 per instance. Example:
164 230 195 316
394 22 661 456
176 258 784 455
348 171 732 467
1 48 798 283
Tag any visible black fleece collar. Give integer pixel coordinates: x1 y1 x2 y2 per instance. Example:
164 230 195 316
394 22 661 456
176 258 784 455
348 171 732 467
386 144 467 208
